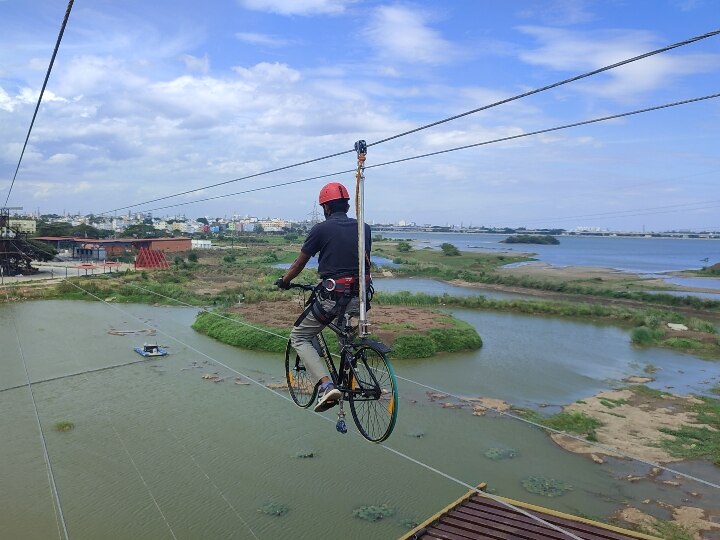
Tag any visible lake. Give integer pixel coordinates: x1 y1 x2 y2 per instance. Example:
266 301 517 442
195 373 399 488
2 300 718 539
381 231 720 274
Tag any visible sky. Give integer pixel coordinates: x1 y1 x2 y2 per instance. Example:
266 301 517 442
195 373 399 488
0 0 719 231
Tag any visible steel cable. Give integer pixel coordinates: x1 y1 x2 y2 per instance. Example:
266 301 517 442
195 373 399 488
4 0 74 207
2 290 70 539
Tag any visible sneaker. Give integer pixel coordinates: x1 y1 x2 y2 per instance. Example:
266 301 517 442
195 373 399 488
314 383 341 412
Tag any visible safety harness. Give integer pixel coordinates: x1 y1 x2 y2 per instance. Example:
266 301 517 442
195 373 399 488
293 275 373 327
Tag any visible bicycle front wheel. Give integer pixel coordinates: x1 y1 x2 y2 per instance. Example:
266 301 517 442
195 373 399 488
348 344 398 442
285 339 317 408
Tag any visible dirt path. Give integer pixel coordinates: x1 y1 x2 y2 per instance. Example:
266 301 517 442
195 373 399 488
231 299 455 346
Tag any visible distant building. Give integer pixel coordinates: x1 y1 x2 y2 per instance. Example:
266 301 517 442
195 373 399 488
191 239 212 250
9 219 37 234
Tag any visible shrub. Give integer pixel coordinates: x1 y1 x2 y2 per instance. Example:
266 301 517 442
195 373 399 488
440 243 460 256
397 241 411 252
188 251 199 263
631 326 665 345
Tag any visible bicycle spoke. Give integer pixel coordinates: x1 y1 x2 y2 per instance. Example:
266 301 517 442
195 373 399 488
348 345 398 442
285 339 318 408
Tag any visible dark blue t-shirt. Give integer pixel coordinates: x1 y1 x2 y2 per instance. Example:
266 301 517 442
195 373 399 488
301 213 371 279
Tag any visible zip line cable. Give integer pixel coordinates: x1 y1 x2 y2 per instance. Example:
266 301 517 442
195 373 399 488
367 29 720 147
4 0 74 207
166 429 260 540
3 294 70 539
109 421 179 540
134 92 720 215
100 148 356 215
62 349 179 540
116 280 720 491
64 279 586 540
0 358 149 394
99 29 720 215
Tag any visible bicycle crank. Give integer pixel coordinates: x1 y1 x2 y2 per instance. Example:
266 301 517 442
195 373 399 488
336 402 348 434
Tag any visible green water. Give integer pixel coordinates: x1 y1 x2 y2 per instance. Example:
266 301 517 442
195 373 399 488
1 300 718 539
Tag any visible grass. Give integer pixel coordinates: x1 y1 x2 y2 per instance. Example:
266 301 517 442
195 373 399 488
192 311 289 353
519 410 602 441
639 521 695 540
657 394 720 466
599 398 627 409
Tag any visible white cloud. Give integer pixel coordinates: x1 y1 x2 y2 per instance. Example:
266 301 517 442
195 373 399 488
235 32 291 47
518 0 595 25
0 87 13 111
363 5 460 65
181 54 210 74
232 61 301 84
518 27 720 100
47 153 78 165
238 0 354 16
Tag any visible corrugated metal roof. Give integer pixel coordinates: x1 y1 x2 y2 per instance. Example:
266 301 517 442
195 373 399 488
401 486 658 540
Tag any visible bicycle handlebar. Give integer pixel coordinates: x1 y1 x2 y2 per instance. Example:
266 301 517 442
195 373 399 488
288 283 315 291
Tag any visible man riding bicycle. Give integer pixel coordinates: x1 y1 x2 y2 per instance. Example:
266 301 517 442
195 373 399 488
275 182 371 413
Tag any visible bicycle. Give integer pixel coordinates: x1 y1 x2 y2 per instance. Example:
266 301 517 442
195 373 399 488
284 283 399 443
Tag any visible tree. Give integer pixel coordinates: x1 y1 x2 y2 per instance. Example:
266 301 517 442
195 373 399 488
36 221 73 237
196 217 209 225
124 224 163 238
397 241 411 252
71 224 106 238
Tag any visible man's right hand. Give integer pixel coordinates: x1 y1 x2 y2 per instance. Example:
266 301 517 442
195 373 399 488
275 277 290 289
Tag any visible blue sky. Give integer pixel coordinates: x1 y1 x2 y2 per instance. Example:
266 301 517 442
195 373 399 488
1 0 719 231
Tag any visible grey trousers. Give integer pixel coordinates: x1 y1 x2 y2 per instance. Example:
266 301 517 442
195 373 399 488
290 296 359 384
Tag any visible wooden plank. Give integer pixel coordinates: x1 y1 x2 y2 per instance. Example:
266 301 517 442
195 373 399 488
432 521 515 540
458 503 587 539
444 512 577 540
465 497 640 540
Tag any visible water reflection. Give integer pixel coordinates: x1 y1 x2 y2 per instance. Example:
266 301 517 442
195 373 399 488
373 277 529 300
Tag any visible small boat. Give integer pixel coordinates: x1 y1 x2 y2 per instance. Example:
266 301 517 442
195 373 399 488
134 343 168 357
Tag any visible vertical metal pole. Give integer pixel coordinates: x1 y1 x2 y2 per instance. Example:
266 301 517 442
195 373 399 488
354 140 369 336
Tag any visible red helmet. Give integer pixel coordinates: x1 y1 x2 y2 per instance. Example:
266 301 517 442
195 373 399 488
319 182 350 205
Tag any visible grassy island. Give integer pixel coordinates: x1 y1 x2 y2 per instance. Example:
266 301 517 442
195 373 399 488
192 302 482 359
501 234 560 245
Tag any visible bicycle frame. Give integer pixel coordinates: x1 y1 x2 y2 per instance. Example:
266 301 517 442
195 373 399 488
313 314 383 402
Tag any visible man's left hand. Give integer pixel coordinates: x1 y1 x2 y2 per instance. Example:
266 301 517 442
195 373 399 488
275 277 290 289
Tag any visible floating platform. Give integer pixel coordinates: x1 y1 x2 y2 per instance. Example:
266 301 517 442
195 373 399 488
133 345 168 357
401 484 657 540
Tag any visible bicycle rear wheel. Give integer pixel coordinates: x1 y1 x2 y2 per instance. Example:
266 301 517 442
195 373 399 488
348 344 398 442
285 338 318 408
